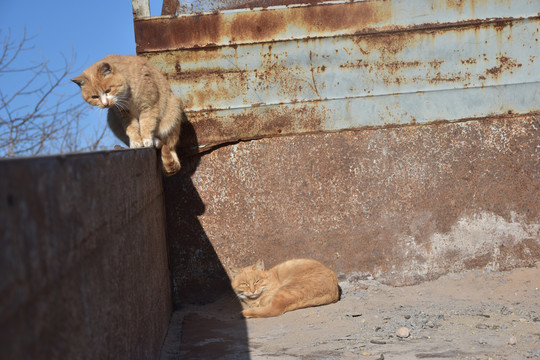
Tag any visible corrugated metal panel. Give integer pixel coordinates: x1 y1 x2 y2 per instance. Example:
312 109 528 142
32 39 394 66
134 0 540 149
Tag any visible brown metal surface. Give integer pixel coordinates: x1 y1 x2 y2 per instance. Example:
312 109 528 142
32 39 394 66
165 115 540 304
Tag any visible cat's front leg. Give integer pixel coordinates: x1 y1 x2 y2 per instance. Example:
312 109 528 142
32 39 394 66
125 119 144 148
111 108 144 148
242 305 283 318
138 109 160 148
153 137 163 149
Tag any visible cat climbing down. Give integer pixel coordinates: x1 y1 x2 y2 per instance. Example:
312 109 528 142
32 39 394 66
230 258 340 318
72 54 182 176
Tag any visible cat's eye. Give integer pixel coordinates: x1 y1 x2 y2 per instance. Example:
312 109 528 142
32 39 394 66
91 95 99 99
255 280 260 284
105 89 111 94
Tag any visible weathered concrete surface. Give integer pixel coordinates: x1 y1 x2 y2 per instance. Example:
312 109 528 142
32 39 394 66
165 115 540 305
0 148 171 360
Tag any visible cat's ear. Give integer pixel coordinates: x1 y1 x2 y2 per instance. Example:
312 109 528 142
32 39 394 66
71 75 86 87
253 259 265 271
98 62 113 77
228 266 238 276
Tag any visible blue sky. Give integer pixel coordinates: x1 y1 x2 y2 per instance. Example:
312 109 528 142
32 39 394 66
0 0 163 152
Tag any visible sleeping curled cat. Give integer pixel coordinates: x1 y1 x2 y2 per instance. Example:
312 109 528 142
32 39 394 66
230 258 339 318
71 54 182 176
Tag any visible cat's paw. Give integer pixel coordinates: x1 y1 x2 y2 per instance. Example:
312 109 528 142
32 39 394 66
142 138 154 147
161 145 181 176
241 309 255 318
153 137 163 149
130 141 143 149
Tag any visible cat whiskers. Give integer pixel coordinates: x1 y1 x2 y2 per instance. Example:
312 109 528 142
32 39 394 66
113 97 129 112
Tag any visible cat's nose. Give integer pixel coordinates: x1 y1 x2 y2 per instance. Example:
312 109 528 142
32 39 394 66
101 95 109 107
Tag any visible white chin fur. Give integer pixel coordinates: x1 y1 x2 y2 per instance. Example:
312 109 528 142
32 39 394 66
100 95 108 107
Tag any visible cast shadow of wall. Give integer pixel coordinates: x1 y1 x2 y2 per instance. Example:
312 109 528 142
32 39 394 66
161 117 250 359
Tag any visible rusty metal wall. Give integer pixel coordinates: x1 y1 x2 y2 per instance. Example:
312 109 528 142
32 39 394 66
134 1 540 305
0 149 172 359
166 115 540 304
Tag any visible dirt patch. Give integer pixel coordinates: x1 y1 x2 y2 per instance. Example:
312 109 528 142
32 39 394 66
161 263 540 359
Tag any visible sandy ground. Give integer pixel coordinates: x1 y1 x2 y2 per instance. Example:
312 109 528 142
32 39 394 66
160 263 540 360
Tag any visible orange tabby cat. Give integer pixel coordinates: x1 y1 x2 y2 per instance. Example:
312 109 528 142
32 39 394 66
230 258 339 318
71 54 182 176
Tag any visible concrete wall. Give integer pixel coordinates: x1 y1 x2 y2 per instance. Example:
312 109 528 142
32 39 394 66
166 115 540 305
0 148 171 360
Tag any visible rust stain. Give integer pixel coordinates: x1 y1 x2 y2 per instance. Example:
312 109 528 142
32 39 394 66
486 55 522 78
134 14 226 53
230 9 288 43
353 31 412 57
299 1 388 34
461 57 477 65
444 0 476 16
186 103 325 148
428 59 445 69
430 72 464 83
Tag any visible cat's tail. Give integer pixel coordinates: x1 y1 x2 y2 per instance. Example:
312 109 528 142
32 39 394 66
161 145 181 176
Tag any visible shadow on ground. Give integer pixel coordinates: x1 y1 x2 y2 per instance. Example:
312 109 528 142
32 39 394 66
160 119 250 359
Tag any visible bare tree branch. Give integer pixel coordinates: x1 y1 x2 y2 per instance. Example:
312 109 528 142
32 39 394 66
0 29 108 157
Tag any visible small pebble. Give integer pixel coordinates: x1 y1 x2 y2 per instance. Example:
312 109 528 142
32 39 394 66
404 314 411 319
396 327 410 338
501 306 513 315
508 336 517 346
